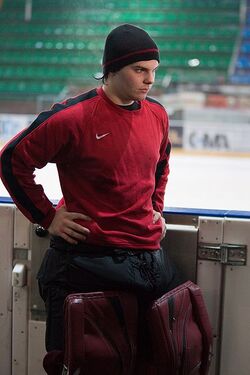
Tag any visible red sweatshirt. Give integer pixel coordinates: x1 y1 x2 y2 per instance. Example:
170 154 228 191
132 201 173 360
0 87 171 249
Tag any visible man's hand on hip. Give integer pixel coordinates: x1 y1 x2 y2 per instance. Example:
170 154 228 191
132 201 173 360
48 205 92 244
153 210 167 240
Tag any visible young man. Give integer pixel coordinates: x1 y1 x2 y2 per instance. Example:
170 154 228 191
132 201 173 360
0 24 181 373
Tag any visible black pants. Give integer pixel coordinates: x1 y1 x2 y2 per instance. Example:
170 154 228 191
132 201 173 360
37 236 183 352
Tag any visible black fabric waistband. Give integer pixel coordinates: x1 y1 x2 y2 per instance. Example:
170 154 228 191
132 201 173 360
50 235 159 256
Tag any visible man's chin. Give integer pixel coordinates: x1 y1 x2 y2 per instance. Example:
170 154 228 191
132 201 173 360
134 92 148 101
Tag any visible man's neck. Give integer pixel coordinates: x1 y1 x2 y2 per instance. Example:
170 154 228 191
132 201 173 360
102 85 134 106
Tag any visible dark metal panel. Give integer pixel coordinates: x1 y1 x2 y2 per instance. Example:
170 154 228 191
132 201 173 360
161 217 199 282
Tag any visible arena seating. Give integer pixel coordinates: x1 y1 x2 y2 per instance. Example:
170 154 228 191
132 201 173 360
0 0 241 98
230 0 250 84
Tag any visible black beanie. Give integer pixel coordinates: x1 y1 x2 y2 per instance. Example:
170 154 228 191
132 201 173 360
102 24 160 75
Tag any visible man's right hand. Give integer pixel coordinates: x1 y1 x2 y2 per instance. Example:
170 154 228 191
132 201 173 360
48 205 92 244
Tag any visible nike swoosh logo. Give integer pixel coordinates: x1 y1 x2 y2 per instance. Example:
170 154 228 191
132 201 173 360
96 133 110 140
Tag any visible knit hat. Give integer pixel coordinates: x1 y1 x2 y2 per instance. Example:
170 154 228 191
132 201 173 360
102 24 160 75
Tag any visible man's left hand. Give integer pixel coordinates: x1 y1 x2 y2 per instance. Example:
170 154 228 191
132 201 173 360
153 210 167 240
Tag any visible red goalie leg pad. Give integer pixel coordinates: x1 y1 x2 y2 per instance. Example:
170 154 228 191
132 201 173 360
146 281 213 375
134 358 158 375
63 291 138 375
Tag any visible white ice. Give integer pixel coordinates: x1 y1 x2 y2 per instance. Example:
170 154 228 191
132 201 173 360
1 153 250 212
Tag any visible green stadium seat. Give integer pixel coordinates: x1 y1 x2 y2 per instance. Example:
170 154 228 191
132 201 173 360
0 0 240 98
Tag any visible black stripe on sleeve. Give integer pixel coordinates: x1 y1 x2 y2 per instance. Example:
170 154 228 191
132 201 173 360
166 141 171 156
146 96 164 107
154 142 171 185
1 89 98 223
155 159 167 185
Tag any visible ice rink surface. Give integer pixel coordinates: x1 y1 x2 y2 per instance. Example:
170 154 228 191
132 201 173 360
1 152 250 212
166 152 250 212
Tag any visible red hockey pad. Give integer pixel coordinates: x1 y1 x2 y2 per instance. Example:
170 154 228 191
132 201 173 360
63 290 138 375
146 281 213 375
